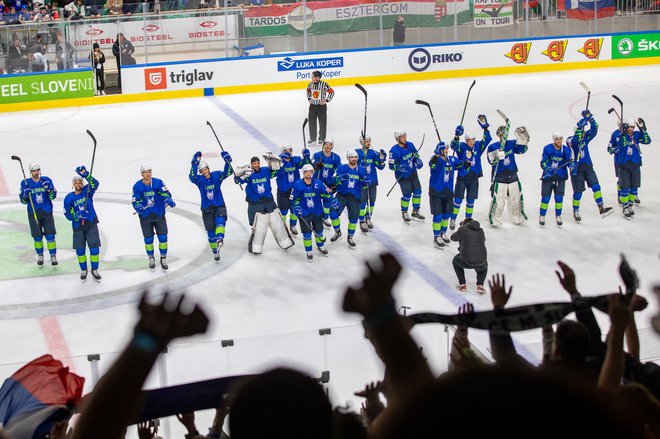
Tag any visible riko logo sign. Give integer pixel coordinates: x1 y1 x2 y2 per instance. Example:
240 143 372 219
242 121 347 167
144 67 167 90
407 48 463 72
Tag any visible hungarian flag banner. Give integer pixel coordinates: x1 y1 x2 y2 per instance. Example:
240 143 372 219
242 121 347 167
557 0 615 19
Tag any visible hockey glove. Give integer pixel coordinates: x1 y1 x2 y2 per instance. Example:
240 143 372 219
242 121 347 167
434 142 446 156
21 187 33 200
75 166 89 178
637 118 646 130
414 157 423 169
581 109 591 119
514 127 530 146
302 149 311 160
292 205 303 218
314 161 324 171
379 149 387 160
455 125 464 137
279 152 291 161
41 180 52 191
477 114 489 130
569 162 577 176
362 179 372 188
220 151 232 163
192 151 202 165
576 118 588 130
165 198 176 208
330 197 340 211
463 159 472 168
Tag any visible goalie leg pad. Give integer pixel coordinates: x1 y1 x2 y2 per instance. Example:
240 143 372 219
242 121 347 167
489 182 507 227
248 212 270 254
269 210 294 250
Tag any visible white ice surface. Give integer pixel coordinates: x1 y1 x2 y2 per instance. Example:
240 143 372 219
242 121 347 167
0 64 659 438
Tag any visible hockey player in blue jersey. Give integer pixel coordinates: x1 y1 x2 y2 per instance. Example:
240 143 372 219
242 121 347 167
132 165 175 270
429 142 465 248
566 111 613 222
235 154 293 254
356 135 386 233
389 130 425 222
312 138 342 228
19 163 58 266
609 117 651 218
330 150 368 247
449 115 492 230
63 167 101 281
290 164 332 260
486 125 529 227
275 144 310 236
189 151 232 262
608 126 623 205
539 132 573 227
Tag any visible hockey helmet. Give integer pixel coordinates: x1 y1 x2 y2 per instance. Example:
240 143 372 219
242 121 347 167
346 150 358 159
72 174 83 183
394 130 406 141
302 164 314 173
624 118 636 129
465 132 476 141
323 138 334 148
140 164 152 173
198 161 209 171
552 131 563 141
29 163 41 171
360 135 372 146
280 144 293 153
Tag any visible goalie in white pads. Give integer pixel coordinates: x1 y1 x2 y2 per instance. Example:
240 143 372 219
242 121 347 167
486 125 529 227
236 155 294 254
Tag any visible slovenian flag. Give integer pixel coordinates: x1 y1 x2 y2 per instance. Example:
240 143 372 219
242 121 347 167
0 355 84 429
558 0 615 19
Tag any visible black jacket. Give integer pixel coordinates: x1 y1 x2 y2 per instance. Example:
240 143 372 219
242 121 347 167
450 220 487 264
393 21 405 43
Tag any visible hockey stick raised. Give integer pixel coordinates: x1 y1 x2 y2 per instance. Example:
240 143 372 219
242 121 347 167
206 121 243 191
302 118 308 150
459 80 477 126
415 100 441 143
385 133 425 197
80 130 98 226
355 83 368 139
489 110 510 197
579 82 591 111
11 155 39 229
612 95 623 123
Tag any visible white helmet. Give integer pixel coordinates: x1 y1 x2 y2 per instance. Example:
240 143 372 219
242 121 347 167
465 132 476 141
359 135 372 146
625 118 636 128
29 163 41 171
72 174 83 183
140 164 152 173
394 130 406 141
323 138 334 148
198 161 209 171
280 144 293 153
552 131 563 141
302 164 314 173
346 150 358 159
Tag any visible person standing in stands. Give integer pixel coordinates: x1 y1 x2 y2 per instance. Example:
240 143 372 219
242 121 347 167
91 43 106 95
393 15 405 46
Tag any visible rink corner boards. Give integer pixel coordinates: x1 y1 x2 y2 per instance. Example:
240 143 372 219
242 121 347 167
1 30 659 113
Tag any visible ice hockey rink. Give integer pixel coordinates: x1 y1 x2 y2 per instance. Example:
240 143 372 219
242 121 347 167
1 64 659 437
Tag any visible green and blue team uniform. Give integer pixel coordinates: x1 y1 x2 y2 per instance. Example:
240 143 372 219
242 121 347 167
275 154 306 230
189 160 232 255
389 141 423 213
290 178 331 253
312 150 341 221
20 176 57 258
566 116 607 212
450 129 492 221
539 143 573 218
132 178 174 258
331 164 368 238
238 166 278 225
63 175 101 272
610 125 651 209
356 147 385 223
429 155 463 238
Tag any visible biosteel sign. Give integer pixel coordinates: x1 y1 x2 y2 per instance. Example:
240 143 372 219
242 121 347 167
0 70 94 104
69 15 239 50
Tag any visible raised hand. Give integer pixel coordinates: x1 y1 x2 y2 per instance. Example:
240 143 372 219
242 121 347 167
221 151 232 163
192 151 202 165
477 114 489 129
75 166 89 178
488 273 512 309
555 261 578 295
342 252 402 318
455 125 464 137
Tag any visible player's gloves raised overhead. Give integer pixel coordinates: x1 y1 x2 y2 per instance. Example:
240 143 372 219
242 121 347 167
576 118 588 130
514 126 530 146
279 152 291 161
477 114 489 130
302 149 311 160
192 151 202 165
434 142 446 156
75 166 89 178
581 109 591 119
454 125 464 137
165 198 176 208
220 151 232 163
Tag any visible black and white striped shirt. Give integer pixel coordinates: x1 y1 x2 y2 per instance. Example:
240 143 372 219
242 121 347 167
306 80 335 105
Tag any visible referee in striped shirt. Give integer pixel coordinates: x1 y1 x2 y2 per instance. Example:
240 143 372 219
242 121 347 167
306 70 335 145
